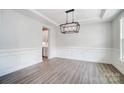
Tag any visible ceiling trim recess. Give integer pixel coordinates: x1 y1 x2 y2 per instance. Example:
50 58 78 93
78 16 101 22
28 9 58 26
69 10 107 23
100 9 106 18
27 9 101 26
28 9 121 26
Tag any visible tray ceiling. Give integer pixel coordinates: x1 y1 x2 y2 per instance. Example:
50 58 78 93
36 9 121 25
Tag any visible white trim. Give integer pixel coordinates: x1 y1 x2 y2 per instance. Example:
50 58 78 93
56 46 113 50
113 62 124 75
120 18 123 60
120 59 124 62
28 9 58 26
0 48 42 77
0 48 42 56
57 56 111 64
100 9 106 18
112 48 124 75
56 47 113 64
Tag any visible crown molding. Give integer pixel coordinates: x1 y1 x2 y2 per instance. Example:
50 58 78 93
100 9 106 18
28 9 58 26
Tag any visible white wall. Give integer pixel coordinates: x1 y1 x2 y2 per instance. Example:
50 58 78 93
0 10 42 49
49 27 56 58
0 9 57 77
56 22 113 63
56 22 112 48
112 10 124 74
0 10 42 76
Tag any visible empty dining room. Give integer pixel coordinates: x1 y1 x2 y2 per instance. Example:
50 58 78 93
0 9 124 84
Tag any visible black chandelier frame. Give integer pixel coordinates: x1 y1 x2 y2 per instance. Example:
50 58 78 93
60 9 80 34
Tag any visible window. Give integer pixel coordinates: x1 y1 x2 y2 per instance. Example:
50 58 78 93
120 18 124 61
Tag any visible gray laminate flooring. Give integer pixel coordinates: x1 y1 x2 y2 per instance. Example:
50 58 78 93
0 58 124 84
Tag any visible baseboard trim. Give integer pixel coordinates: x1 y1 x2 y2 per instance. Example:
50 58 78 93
56 56 111 64
0 61 42 77
112 62 124 75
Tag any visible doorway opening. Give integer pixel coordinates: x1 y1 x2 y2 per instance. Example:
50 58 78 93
42 27 49 62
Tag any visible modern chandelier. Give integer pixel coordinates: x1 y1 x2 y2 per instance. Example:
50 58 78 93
60 9 80 34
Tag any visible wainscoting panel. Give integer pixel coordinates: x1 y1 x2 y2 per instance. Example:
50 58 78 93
0 48 42 77
56 47 113 64
112 49 124 75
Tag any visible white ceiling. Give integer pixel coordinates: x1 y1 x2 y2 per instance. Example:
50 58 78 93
30 9 122 26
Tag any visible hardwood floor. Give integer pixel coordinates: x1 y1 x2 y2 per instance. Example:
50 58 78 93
0 58 124 84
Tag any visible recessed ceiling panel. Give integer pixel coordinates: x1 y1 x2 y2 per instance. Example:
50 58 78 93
36 9 121 25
